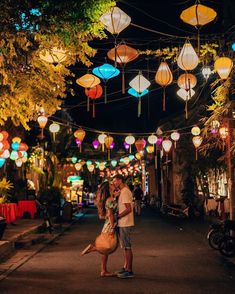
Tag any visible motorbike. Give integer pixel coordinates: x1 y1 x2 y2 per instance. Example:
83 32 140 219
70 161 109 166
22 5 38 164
207 220 235 250
219 236 235 257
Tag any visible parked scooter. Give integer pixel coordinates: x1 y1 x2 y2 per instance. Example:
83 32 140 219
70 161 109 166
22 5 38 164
207 220 235 250
219 235 235 257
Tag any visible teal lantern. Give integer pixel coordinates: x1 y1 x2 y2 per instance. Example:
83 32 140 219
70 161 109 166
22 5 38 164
71 156 77 164
10 151 18 160
11 142 19 151
0 158 5 168
92 63 120 103
128 155 135 161
128 87 149 117
111 160 117 167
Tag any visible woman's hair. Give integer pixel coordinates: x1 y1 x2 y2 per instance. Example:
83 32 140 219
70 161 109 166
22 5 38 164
97 181 110 218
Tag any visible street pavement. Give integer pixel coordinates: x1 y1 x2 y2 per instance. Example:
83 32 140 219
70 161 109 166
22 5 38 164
0 208 235 294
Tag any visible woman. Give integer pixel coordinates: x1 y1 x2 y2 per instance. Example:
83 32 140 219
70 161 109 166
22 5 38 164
81 181 119 277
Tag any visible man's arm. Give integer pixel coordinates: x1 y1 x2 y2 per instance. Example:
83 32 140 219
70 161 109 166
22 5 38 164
118 203 132 219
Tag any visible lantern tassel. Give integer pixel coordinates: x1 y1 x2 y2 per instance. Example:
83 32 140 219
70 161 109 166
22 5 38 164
138 98 141 117
41 128 44 140
163 87 166 111
80 144 82 153
195 149 198 161
122 69 125 94
108 149 110 161
166 154 168 176
102 143 104 152
104 84 107 104
92 101 95 118
129 145 132 154
185 99 188 120
87 96 90 112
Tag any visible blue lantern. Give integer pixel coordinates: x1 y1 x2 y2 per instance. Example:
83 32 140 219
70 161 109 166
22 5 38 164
92 63 120 103
128 87 149 117
0 158 5 168
11 142 19 151
232 43 235 52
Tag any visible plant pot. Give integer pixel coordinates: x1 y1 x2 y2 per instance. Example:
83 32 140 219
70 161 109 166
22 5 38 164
0 218 7 240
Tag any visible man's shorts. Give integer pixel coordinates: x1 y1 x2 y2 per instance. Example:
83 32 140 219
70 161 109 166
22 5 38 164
119 227 133 249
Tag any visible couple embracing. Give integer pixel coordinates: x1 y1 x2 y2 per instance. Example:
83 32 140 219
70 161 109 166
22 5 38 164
81 174 134 279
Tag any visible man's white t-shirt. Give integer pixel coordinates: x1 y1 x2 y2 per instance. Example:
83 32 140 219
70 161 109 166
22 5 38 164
118 186 134 227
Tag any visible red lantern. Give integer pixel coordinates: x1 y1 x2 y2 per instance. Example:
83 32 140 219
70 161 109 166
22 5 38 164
2 140 10 150
18 143 28 151
1 131 9 140
135 139 146 152
85 85 103 118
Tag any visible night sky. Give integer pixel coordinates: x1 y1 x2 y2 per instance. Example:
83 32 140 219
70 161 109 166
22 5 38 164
61 0 234 134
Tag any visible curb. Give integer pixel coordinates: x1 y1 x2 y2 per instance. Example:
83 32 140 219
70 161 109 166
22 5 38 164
0 212 86 282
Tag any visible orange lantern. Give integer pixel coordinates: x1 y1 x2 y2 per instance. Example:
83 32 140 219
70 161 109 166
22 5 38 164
107 44 139 93
177 41 199 71
76 74 100 89
146 145 154 154
74 128 86 152
214 57 233 80
155 61 173 111
135 139 146 152
75 162 82 171
85 85 103 117
192 136 203 160
104 135 114 160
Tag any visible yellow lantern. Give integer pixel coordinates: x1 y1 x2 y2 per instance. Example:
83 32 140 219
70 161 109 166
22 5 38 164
123 157 130 165
162 139 172 154
191 126 201 136
49 123 60 141
170 131 180 148
155 61 173 111
146 145 154 154
135 152 142 160
125 135 135 153
98 162 106 171
148 134 157 145
39 47 67 63
177 73 197 90
104 136 114 149
75 162 82 171
177 41 199 71
192 136 203 160
74 129 86 142
100 6 131 35
76 74 100 89
12 137 22 144
180 4 217 27
37 115 48 139
87 164 95 173
214 57 233 80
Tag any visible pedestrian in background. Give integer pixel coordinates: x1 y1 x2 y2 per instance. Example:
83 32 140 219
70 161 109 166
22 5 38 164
133 184 143 216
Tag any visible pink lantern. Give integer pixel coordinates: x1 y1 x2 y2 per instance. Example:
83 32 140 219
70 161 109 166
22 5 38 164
92 140 100 150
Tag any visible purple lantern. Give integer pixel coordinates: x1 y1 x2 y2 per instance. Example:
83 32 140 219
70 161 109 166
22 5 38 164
124 142 130 150
92 140 99 150
75 139 82 146
211 128 218 135
156 137 163 146
110 142 115 149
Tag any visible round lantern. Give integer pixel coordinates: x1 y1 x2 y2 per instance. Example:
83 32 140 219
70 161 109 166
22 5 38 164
2 150 10 159
123 142 130 150
191 126 201 136
49 123 60 142
135 152 142 160
214 57 233 80
92 140 100 150
74 128 86 142
37 115 48 139
162 139 172 154
146 146 154 154
170 131 180 148
75 163 82 171
11 142 19 151
39 47 67 64
135 139 146 152
125 135 135 153
87 164 95 173
85 85 103 117
177 41 199 71
71 157 77 164
123 157 129 165
219 127 228 139
0 133 4 141
148 134 157 145
192 135 203 160
98 133 107 151
12 137 21 144
100 6 131 35
177 73 197 90
18 143 29 151
1 131 8 140
107 44 139 93
10 151 18 160
155 61 173 111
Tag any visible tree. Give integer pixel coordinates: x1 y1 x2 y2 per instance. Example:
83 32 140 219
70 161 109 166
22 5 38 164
0 0 115 129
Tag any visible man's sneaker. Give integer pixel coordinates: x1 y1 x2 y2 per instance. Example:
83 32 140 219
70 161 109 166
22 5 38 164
115 268 126 275
117 270 134 279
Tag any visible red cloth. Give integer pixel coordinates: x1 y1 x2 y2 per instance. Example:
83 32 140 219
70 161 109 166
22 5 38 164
0 203 18 223
18 200 37 219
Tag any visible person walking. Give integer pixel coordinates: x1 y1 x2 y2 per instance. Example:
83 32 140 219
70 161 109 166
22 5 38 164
133 184 143 216
81 181 118 277
113 175 135 279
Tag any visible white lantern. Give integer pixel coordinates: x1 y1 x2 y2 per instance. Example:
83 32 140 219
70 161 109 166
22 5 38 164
100 6 131 35
177 88 195 101
98 133 107 144
148 134 157 145
191 126 201 136
87 164 95 173
2 149 10 159
192 135 203 160
129 73 151 93
39 47 67 63
37 115 48 129
202 66 212 81
162 139 172 153
15 158 23 167
49 123 60 133
171 131 180 148
177 41 199 71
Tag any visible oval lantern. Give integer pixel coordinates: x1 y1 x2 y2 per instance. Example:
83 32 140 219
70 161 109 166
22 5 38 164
100 6 131 35
49 123 60 142
39 47 67 64
104 136 114 149
219 127 228 139
92 140 100 150
135 139 146 152
98 162 106 171
191 126 201 136
71 156 77 164
171 131 180 148
12 137 22 144
162 139 172 154
192 135 203 160
85 85 103 117
146 145 154 154
2 150 10 159
18 143 29 151
37 115 48 139
0 133 4 141
15 158 23 167
11 142 19 151
87 164 95 173
98 133 107 152
148 134 157 145
125 135 135 153
107 44 139 93
1 131 8 140
177 41 199 71
111 160 118 167
155 61 173 111
214 57 233 80
177 73 197 90
74 128 86 152
75 162 82 171
135 152 142 160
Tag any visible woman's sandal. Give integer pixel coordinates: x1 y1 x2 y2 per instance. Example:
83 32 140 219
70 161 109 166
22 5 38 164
81 244 93 255
100 271 116 277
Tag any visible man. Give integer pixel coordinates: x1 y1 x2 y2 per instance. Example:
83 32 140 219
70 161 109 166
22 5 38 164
113 175 134 279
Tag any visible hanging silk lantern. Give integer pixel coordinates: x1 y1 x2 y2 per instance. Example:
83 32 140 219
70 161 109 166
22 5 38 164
37 115 48 139
123 142 130 150
214 57 233 80
146 146 154 154
177 41 199 71
148 134 157 146
74 128 86 152
125 135 135 153
192 136 203 160
92 140 100 150
135 152 142 160
0 133 4 141
12 137 21 144
100 6 131 35
15 158 23 167
18 143 28 151
11 142 19 151
10 151 18 160
202 66 212 81
107 44 139 93
99 162 106 171
135 139 146 152
104 135 114 160
71 157 77 164
177 88 195 101
191 126 201 136
92 64 120 103
129 73 151 117
0 158 5 168
157 137 163 146
171 131 180 148
87 164 95 173
155 61 173 111
98 133 107 152
111 160 117 167
76 74 100 90
1 131 8 140
49 123 60 142
39 47 67 64
2 150 10 159
210 120 220 134
219 127 228 139
75 162 82 171
85 85 103 117
162 139 172 154
128 88 149 117
177 73 197 90
123 157 130 165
